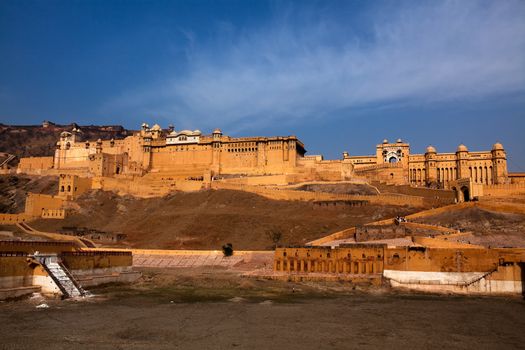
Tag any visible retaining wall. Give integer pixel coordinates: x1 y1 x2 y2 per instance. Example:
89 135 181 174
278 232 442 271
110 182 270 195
211 182 429 207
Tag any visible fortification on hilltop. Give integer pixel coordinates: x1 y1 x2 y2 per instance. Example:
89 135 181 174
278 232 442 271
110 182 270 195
14 123 525 200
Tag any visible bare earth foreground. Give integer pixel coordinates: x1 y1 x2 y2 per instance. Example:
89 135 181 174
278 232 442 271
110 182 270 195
1 268 524 350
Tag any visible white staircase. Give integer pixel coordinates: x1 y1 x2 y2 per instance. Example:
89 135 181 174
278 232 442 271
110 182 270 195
36 255 85 298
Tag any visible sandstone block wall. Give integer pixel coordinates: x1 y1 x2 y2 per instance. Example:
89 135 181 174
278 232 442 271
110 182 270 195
17 156 54 174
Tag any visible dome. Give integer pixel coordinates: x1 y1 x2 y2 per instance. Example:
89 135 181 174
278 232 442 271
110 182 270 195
457 144 468 152
193 129 201 135
492 142 504 151
213 128 222 134
426 145 437 153
396 138 402 143
382 139 388 144
151 124 161 131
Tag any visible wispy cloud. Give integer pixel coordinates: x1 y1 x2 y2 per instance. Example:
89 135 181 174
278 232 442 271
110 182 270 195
103 0 525 132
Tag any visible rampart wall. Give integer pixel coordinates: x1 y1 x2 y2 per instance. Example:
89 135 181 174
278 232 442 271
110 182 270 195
307 202 474 246
17 156 54 174
210 182 433 207
24 193 65 217
273 244 524 294
373 182 456 199
61 251 132 270
41 209 67 219
273 245 385 275
483 183 525 197
0 240 77 254
0 213 30 224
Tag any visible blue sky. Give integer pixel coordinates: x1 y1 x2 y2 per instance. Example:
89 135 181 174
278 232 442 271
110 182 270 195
1 0 524 170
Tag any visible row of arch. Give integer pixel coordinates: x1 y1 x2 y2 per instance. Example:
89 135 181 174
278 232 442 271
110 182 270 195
409 165 495 185
410 168 426 184
274 259 382 274
469 165 493 185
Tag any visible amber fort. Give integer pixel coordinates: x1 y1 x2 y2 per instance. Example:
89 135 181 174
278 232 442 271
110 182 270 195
0 122 524 301
15 123 523 200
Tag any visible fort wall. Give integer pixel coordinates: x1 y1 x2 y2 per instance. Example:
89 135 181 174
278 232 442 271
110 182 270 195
482 183 525 197
210 181 432 207
0 244 139 300
17 156 54 174
24 193 65 217
273 245 525 295
57 174 92 199
0 213 31 224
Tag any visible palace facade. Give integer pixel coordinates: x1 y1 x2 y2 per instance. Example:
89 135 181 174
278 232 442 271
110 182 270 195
19 123 511 190
344 139 508 188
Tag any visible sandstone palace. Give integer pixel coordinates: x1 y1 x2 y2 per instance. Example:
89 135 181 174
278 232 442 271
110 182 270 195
16 123 523 201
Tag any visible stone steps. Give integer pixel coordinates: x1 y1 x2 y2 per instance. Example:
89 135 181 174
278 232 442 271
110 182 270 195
133 253 244 268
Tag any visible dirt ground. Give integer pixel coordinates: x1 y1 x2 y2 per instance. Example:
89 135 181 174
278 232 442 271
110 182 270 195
414 206 525 247
29 189 419 250
1 268 524 349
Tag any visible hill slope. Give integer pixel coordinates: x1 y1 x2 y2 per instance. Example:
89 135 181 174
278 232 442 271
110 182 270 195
31 189 419 250
0 123 130 161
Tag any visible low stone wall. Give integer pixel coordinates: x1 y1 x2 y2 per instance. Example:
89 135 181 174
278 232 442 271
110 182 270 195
0 255 33 289
41 208 66 219
0 240 77 254
61 251 133 270
0 213 31 224
93 176 204 197
211 182 428 207
384 265 523 295
0 248 139 300
373 182 456 201
219 174 289 186
0 254 57 299
483 183 525 197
